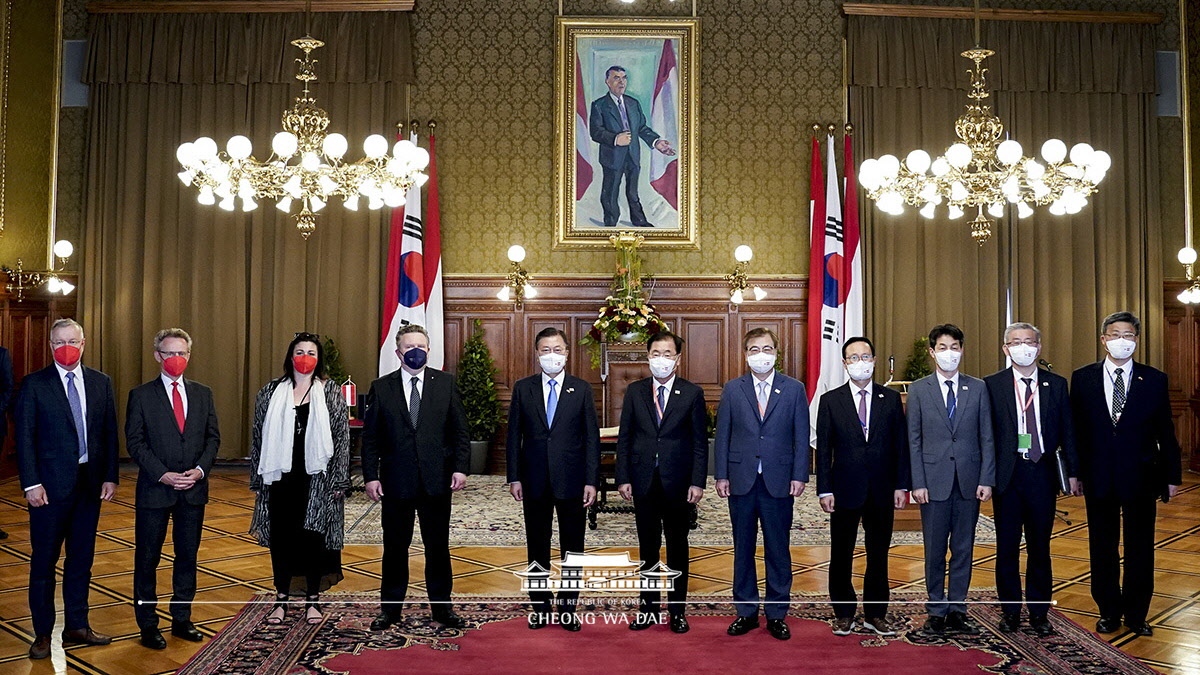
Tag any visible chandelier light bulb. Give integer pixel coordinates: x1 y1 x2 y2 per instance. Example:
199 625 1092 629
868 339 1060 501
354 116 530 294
734 245 753 262
497 286 511 302
1084 166 1108 185
322 133 348 160
524 284 537 299
241 196 257 212
876 154 900 179
753 286 768 301
948 205 964 219
198 186 215 205
363 134 388 159
59 280 75 295
919 203 936 219
414 173 430 188
300 152 320 172
394 139 417 161
412 147 431 170
343 195 359 211
318 176 339 194
53 240 74 259
905 149 931 174
383 189 405 208
507 244 527 263
218 196 235 211
930 157 951 177
309 196 326 212
193 136 219 160
1025 161 1045 180
987 202 1004 218
368 195 385 210
176 142 197 167
858 159 880 190
226 135 253 160
730 289 744 305
1048 201 1067 216
271 132 298 158
1069 142 1094 167
1090 150 1112 173
1040 139 1067 164
1065 200 1083 215
1178 247 1198 265
1017 202 1033 219
996 140 1023 166
46 276 60 293
950 181 968 201
277 196 292 212
945 143 972 168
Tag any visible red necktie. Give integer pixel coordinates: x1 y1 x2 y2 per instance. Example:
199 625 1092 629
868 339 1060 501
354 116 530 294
172 382 185 432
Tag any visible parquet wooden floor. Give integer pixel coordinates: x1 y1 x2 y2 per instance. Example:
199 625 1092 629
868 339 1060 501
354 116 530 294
0 467 1196 674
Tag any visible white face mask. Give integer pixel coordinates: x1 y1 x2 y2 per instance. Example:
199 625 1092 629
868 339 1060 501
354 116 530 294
746 352 776 374
1008 344 1038 368
846 361 874 382
648 356 677 380
1105 338 1136 361
538 353 566 375
933 349 962 372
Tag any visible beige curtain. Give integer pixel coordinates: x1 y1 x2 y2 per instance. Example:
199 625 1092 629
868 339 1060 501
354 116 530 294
848 16 1162 377
82 13 414 458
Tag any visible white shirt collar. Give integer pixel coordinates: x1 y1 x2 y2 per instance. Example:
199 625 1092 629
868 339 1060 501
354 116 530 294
55 362 82 382
1011 367 1038 386
850 378 871 393
752 370 775 389
161 372 185 388
402 367 426 384
1103 357 1131 377
652 374 676 392
542 371 563 388
609 92 624 106
936 370 960 389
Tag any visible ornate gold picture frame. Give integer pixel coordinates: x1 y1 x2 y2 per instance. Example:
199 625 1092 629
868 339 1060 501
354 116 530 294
554 17 699 250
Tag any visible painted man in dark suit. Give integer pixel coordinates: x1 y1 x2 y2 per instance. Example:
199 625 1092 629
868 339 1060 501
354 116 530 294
984 322 1079 637
1071 311 1181 638
15 318 119 660
616 332 707 634
816 336 909 637
363 324 470 631
715 327 808 641
507 327 600 631
907 323 995 637
589 65 676 227
0 344 13 540
126 328 221 649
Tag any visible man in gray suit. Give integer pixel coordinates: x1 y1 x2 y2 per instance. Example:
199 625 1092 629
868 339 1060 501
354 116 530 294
908 324 995 635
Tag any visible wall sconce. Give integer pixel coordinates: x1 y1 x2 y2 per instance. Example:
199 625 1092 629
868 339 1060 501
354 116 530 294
724 245 766 305
497 244 536 307
1178 246 1199 304
2 240 76 302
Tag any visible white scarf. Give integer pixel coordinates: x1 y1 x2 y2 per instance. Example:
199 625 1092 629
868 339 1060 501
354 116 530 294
258 379 335 485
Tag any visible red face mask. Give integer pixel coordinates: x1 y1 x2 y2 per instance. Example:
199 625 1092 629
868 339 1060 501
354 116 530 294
292 354 318 375
163 355 188 378
54 345 81 368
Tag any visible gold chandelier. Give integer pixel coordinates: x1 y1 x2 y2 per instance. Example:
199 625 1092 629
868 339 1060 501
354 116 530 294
175 36 427 239
857 2 1109 245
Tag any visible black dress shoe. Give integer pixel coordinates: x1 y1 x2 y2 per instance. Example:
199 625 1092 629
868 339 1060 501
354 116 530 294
669 614 689 634
922 615 947 635
528 612 549 630
140 630 167 650
560 612 581 632
727 616 760 636
767 619 791 641
1095 616 1122 634
431 608 462 628
370 612 399 631
171 621 204 642
29 635 51 659
998 613 1021 633
61 628 112 646
1029 615 1055 636
630 613 657 631
1125 621 1153 637
946 611 980 635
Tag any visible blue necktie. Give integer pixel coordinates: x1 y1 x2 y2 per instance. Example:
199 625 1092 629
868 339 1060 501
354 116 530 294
546 379 558 427
617 97 630 131
656 385 666 424
66 372 87 461
945 380 957 422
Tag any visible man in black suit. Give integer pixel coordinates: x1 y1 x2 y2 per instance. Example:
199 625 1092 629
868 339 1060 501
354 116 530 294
816 336 909 637
0 344 13 540
1071 311 1182 637
507 327 600 631
589 65 676 227
984 322 1079 637
126 328 220 649
616 332 707 634
15 318 119 659
363 324 470 631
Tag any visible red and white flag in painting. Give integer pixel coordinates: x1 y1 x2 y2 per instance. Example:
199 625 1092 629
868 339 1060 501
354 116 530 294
649 39 678 209
807 134 849 444
843 133 864 343
379 133 445 376
574 55 593 200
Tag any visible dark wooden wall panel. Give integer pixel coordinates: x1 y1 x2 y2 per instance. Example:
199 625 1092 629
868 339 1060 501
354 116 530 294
1163 282 1200 472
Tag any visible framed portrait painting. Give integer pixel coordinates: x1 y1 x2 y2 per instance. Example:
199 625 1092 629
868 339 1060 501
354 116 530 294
555 17 699 249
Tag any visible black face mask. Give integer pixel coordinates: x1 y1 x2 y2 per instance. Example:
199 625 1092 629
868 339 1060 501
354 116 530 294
402 348 428 370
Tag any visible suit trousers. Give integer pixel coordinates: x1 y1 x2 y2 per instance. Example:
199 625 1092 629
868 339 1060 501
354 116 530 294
920 489 980 617
828 493 894 620
729 473 793 620
634 471 692 616
380 491 453 616
994 459 1056 618
28 464 101 636
522 485 586 614
1085 493 1157 624
599 155 648 227
133 500 206 630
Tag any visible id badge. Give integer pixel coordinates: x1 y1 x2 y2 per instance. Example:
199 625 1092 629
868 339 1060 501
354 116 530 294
1017 433 1032 450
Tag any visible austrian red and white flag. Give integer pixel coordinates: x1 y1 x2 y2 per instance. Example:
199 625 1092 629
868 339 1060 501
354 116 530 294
379 133 445 376
805 135 826 408
807 134 849 444
649 39 678 209
843 133 864 342
574 55 593 200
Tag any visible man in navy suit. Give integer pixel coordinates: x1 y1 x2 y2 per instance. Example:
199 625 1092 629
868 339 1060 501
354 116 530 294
616 332 708 634
816 336 909 637
15 318 119 660
715 327 808 640
984 322 1079 637
1071 311 1181 637
589 65 676 228
126 328 221 649
507 327 600 631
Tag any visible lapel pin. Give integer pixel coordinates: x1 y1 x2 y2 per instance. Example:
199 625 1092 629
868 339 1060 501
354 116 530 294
674 390 681 395
1136 376 1143 381
1042 381 1049 387
962 385 969 390
566 387 575 393
774 389 781 394
878 393 884 398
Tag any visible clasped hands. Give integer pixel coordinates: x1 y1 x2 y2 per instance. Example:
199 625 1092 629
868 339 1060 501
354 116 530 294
160 469 203 490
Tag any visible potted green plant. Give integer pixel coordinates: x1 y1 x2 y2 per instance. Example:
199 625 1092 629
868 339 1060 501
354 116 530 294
457 319 504 474
902 337 934 382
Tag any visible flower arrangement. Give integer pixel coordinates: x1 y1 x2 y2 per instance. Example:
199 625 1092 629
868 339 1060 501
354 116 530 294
579 232 667 367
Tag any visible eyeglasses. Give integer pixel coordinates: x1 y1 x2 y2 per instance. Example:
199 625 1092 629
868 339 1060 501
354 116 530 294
844 354 875 364
294 332 320 341
746 346 776 355
50 339 83 348
1004 340 1039 347
1103 332 1136 340
538 347 568 355
157 350 190 358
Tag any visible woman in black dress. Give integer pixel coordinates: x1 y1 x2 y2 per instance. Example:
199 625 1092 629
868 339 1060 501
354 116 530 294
249 333 350 624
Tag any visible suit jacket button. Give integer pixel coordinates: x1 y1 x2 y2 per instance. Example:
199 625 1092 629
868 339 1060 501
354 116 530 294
759 436 764 440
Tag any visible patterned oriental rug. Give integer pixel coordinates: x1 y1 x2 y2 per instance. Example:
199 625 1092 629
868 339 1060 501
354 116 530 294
178 592 1154 675
343 475 997 547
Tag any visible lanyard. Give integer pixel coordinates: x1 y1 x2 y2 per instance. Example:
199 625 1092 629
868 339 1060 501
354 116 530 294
1014 376 1036 434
